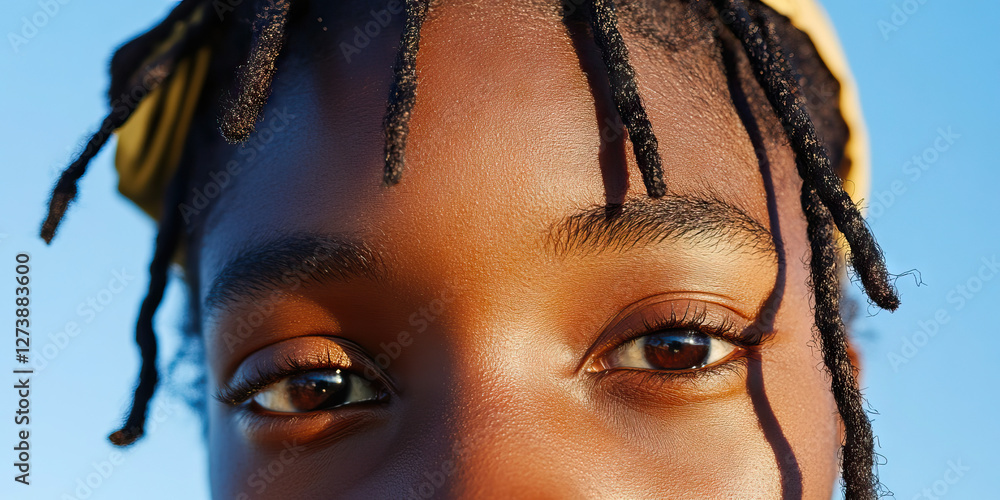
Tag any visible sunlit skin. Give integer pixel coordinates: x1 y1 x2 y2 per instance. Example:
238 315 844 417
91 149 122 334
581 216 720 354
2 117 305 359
190 2 844 498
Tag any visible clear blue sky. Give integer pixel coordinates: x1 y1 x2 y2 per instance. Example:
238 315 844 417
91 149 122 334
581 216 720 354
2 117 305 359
1 1 996 498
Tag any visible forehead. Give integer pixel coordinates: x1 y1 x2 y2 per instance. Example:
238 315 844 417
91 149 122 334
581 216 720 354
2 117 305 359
195 0 772 295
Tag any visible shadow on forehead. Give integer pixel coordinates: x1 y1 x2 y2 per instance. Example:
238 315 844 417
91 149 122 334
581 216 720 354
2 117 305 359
279 0 721 63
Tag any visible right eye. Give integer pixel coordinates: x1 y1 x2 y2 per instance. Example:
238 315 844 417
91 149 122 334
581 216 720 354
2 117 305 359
252 368 385 413
600 330 741 372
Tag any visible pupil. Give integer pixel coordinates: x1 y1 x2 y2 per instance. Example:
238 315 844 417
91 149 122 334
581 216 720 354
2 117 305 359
287 370 347 411
643 332 710 370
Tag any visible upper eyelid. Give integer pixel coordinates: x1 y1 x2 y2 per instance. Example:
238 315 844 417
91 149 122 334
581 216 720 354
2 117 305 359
640 316 771 358
578 297 767 373
646 313 763 349
215 336 394 406
215 355 337 406
604 312 741 361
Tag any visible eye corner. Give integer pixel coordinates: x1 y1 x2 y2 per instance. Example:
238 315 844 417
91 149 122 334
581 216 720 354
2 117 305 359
214 375 271 408
213 389 243 407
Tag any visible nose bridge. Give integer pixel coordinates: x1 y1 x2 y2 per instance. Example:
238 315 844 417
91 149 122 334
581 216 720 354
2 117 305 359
385 272 602 498
423 343 593 499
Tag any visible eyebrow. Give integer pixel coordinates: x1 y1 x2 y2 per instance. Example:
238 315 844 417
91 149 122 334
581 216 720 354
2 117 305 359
545 196 776 258
204 234 384 315
205 197 772 314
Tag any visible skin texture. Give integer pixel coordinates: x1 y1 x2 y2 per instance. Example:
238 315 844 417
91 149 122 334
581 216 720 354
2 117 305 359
190 1 843 498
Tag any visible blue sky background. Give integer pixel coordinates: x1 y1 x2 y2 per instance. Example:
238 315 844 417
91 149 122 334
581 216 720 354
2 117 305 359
1 1 996 498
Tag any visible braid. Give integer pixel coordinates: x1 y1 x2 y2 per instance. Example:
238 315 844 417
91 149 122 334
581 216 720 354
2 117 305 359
711 0 899 496
383 0 430 185
39 0 217 243
38 0 218 444
802 185 880 498
109 162 191 446
40 5 215 243
40 113 126 243
713 0 898 311
219 0 291 143
586 0 666 198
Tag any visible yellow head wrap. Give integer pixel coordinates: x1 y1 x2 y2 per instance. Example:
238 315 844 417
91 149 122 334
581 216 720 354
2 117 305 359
759 0 870 208
113 6 211 220
113 0 869 218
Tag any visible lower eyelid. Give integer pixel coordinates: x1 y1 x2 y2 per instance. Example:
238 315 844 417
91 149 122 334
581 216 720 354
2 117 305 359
620 345 746 377
233 403 389 446
589 355 752 406
592 342 752 391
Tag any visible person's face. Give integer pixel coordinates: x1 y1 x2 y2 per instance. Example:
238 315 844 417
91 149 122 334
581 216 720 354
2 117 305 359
195 2 841 498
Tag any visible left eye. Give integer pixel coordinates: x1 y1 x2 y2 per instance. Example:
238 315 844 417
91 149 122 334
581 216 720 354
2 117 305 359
252 369 383 413
602 330 739 371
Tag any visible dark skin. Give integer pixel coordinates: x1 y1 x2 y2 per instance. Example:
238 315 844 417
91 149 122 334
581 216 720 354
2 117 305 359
193 2 842 498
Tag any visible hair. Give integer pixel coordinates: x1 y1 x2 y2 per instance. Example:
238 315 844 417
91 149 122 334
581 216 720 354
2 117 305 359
39 0 898 497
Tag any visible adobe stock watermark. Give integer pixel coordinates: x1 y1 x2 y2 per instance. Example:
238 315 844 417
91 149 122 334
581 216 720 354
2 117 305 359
179 107 297 225
234 440 308 500
212 0 249 20
878 0 931 41
403 436 472 500
909 459 971 500
219 244 362 353
363 289 456 381
41 58 169 177
33 268 136 372
865 127 959 221
211 0 288 21
886 255 999 371
339 0 406 63
59 399 178 500
7 0 73 53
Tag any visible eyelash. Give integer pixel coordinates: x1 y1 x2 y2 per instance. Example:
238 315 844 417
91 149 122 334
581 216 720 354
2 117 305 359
215 353 382 408
595 303 764 381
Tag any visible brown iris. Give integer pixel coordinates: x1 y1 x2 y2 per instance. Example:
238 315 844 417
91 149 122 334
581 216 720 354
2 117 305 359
642 332 711 370
284 369 348 412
